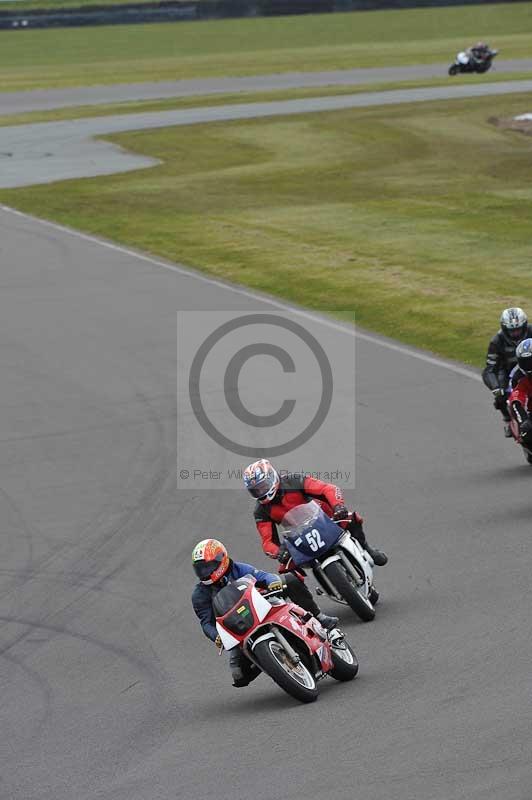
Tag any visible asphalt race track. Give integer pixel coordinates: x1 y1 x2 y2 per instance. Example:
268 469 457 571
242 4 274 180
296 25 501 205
1 203 532 800
2 59 532 115
3 77 532 188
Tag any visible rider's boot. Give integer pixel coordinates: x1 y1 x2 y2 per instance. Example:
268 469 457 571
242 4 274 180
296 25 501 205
231 667 249 688
365 545 388 567
229 650 249 688
317 612 339 630
349 518 388 566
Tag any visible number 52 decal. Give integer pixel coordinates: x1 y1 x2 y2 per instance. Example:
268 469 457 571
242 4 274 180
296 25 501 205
305 529 326 552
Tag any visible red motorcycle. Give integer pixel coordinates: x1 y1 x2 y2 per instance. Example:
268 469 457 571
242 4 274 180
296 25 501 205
213 575 358 703
508 413 532 465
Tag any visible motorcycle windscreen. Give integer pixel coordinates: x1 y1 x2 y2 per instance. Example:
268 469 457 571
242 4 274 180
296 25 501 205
213 578 251 617
282 504 343 565
280 500 321 533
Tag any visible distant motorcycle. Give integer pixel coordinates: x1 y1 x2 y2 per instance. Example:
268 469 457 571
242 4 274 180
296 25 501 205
279 500 379 622
214 575 358 703
448 49 497 76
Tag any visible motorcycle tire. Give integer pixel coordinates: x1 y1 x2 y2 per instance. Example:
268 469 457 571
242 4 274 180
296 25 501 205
253 638 318 703
323 561 375 622
448 65 459 76
522 446 532 465
329 640 359 681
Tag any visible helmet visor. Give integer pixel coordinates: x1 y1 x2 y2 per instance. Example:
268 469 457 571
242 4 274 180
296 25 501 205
519 358 532 374
193 556 223 581
247 476 274 500
509 325 527 340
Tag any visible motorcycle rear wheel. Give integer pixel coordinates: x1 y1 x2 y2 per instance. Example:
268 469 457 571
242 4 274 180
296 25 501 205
323 561 375 622
253 639 318 703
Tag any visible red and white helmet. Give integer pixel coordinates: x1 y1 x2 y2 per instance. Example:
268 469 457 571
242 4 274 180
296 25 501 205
243 459 280 504
192 539 230 585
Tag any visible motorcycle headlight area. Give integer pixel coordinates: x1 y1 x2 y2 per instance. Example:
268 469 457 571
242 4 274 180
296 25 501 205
222 600 255 635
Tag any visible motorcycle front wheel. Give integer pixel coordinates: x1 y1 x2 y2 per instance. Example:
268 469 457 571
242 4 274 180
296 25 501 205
329 640 359 681
522 446 532 465
323 561 375 622
253 639 318 703
448 65 459 76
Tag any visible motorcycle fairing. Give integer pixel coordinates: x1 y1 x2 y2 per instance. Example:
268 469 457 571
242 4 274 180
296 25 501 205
337 532 374 595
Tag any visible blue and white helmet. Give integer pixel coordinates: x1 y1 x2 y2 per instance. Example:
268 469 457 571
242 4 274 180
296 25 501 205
243 459 280 504
500 307 528 342
516 338 532 375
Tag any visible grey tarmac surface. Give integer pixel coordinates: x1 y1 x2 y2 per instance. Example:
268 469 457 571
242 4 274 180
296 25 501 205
1 59 532 115
1 204 531 800
2 77 532 188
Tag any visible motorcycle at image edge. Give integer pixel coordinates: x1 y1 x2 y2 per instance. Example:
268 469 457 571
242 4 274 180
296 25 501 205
213 574 358 704
508 411 532 466
448 49 498 76
279 501 379 623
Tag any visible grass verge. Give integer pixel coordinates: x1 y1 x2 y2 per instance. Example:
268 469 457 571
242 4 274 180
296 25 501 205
2 92 532 365
1 3 532 91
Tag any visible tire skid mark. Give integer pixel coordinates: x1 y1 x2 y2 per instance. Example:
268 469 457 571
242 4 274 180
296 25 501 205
0 650 53 742
0 615 170 732
0 389 174 725
0 392 167 621
0 485 37 596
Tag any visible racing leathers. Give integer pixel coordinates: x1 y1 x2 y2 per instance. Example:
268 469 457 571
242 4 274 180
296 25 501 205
469 45 492 63
192 559 337 686
253 473 387 566
482 326 532 421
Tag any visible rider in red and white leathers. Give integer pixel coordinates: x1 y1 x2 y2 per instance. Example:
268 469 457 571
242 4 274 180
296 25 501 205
508 339 532 458
243 460 388 567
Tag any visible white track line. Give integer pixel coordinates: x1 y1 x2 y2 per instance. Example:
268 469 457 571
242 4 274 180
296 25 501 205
1 204 481 382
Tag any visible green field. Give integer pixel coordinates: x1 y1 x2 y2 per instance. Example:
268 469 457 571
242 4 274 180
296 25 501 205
1 3 531 91
3 92 532 366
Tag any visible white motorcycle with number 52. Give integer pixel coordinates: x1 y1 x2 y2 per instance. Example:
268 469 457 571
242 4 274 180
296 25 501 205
280 501 379 622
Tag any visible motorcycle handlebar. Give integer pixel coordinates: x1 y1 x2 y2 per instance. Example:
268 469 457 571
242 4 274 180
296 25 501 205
259 588 285 599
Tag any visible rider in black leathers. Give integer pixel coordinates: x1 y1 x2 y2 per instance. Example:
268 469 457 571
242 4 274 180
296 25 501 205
468 41 494 65
482 307 532 436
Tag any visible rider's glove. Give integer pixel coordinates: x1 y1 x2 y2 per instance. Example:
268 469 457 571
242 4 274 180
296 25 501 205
332 503 349 521
215 634 222 649
492 388 506 410
277 544 291 565
267 578 284 593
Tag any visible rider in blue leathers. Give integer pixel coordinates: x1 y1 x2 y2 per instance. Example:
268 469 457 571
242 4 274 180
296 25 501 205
191 538 337 687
